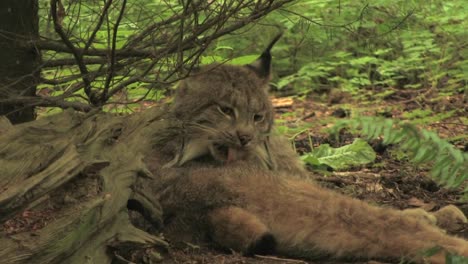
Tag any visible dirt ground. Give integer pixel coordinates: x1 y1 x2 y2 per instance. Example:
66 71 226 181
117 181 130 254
163 89 468 264
4 88 467 264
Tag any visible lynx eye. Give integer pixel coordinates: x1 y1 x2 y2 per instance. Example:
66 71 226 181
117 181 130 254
253 113 264 122
218 105 234 117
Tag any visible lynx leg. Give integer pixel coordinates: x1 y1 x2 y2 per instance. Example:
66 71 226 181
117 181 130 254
249 180 468 264
208 206 276 255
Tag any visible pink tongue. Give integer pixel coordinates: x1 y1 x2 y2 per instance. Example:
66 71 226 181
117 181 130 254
227 148 236 163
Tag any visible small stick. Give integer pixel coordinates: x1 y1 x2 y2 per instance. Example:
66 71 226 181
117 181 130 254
254 255 308 263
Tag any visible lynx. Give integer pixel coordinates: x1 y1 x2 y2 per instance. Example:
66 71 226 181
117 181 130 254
146 35 468 264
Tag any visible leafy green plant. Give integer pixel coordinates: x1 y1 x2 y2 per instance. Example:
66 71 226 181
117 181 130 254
331 117 468 194
255 0 468 95
301 138 376 170
417 246 468 264
445 253 468 264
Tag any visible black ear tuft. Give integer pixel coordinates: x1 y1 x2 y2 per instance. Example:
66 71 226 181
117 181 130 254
246 32 283 79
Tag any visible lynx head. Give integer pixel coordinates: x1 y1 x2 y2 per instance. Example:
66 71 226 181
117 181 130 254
169 35 282 169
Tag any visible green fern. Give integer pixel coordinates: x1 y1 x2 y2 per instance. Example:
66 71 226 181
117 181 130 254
331 117 468 195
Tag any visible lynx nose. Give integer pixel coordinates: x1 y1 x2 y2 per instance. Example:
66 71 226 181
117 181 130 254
237 131 252 146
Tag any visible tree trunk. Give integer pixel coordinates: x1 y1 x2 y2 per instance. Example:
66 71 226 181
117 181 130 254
0 108 174 263
0 0 40 124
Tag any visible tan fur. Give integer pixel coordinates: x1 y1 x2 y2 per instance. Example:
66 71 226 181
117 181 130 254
433 205 468 232
150 163 468 263
209 206 272 254
403 206 468 233
403 208 438 226
165 63 277 169
147 43 468 263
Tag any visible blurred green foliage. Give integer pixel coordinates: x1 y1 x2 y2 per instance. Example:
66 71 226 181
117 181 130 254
331 117 468 195
206 0 467 94
37 0 467 106
35 1 466 191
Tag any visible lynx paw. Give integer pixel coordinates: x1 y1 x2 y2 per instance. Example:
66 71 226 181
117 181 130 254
403 205 467 232
432 205 467 232
209 206 275 255
246 233 277 256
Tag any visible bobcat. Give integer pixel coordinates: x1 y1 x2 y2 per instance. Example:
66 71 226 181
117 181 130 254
146 35 468 263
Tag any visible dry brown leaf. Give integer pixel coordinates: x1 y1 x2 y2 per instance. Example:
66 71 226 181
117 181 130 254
365 182 384 192
407 197 436 211
271 97 293 108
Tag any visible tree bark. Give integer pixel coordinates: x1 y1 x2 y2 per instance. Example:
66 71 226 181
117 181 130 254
0 0 40 124
0 108 174 263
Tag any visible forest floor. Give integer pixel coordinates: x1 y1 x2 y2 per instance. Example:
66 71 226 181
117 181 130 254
164 87 468 264
20 87 468 264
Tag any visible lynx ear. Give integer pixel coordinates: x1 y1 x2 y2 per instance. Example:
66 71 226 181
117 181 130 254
246 33 283 79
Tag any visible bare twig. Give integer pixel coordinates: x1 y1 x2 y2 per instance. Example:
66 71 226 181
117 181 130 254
280 4 369 28
254 255 308 263
376 9 414 37
84 0 114 52
123 13 184 49
40 74 83 85
30 0 294 111
0 96 92 112
102 0 127 103
50 0 94 103
42 57 117 68
35 39 154 58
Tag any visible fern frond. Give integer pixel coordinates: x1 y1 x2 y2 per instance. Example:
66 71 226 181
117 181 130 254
331 117 468 195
